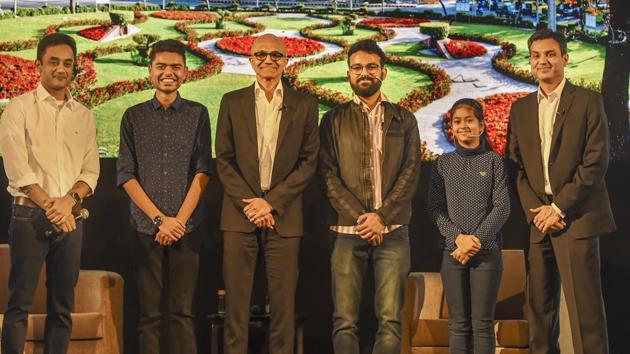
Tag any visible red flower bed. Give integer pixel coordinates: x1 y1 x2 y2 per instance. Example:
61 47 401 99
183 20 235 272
444 40 487 59
77 26 112 41
443 92 529 155
359 17 431 27
151 10 217 21
0 53 96 101
0 54 39 100
216 36 324 58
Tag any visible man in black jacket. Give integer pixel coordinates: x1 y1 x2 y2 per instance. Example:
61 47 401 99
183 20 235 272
319 39 421 354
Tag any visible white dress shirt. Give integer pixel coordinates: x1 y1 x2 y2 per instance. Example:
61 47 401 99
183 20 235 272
0 83 100 198
537 77 566 216
254 80 283 192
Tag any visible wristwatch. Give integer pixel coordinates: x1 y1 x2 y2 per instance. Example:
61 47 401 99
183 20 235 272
69 191 81 205
152 215 163 227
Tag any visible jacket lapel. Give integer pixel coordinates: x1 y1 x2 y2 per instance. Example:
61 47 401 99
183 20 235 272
242 84 258 146
522 93 546 190
275 82 294 156
550 81 576 155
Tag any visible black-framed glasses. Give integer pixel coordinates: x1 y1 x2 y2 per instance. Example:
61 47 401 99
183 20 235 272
252 51 286 62
349 63 381 75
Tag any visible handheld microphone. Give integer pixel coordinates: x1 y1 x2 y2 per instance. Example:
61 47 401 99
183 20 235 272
45 208 90 238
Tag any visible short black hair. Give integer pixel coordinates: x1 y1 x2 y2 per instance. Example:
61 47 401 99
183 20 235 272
347 39 386 67
150 39 187 65
527 28 568 55
37 32 77 62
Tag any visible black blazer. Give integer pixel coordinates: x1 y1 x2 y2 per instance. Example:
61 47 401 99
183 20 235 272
506 80 616 241
215 82 319 237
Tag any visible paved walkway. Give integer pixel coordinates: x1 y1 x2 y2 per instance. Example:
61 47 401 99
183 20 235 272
379 27 536 153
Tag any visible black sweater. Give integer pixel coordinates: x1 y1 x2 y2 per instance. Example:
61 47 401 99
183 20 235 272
427 145 510 251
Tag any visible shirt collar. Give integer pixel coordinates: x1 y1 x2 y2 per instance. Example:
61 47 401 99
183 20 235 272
352 92 389 113
35 83 77 110
254 80 283 100
537 77 566 104
151 93 183 111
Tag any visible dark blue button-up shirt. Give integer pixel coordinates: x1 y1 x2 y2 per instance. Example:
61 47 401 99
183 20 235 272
116 94 213 235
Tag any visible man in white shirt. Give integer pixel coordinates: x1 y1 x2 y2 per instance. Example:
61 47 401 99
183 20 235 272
0 33 99 354
215 34 319 354
506 29 615 354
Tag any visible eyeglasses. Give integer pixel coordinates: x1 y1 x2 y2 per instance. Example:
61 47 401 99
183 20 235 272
349 63 381 75
252 51 286 62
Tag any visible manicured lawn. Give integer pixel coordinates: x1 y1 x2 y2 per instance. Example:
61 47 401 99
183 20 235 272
252 16 323 31
189 20 253 36
383 41 446 62
0 11 182 59
0 11 114 42
92 72 254 156
299 60 432 104
311 24 380 45
450 22 606 84
93 50 207 87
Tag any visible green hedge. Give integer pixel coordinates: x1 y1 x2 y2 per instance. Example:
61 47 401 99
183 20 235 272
419 22 449 40
0 2 161 19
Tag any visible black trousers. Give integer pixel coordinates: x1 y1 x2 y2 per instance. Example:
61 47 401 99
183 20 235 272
223 229 300 354
135 228 201 354
527 233 608 354
440 249 503 354
1 205 83 354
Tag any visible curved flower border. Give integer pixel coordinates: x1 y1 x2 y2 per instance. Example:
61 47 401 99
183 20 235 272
151 10 217 21
358 17 430 28
174 13 267 42
444 39 487 59
216 35 325 58
75 40 223 108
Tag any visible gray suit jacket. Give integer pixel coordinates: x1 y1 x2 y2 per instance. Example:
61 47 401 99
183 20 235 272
215 82 319 237
506 80 616 242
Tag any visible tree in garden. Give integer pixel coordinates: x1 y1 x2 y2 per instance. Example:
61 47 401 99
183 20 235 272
601 0 629 161
342 14 358 35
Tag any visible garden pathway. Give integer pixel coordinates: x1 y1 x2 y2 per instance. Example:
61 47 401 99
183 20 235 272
379 28 536 153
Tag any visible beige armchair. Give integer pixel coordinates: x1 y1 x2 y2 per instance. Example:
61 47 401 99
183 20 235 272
401 249 529 354
0 244 124 354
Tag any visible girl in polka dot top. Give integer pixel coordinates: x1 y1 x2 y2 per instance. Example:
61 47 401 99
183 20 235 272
427 98 510 354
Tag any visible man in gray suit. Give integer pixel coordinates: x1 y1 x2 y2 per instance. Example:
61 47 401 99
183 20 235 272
215 34 319 354
506 28 616 354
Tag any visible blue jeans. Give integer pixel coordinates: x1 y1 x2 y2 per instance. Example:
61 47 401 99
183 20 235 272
440 249 503 354
331 226 410 354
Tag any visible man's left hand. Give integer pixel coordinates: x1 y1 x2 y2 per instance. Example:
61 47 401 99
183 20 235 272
45 195 75 224
243 198 273 222
355 213 385 241
530 205 563 234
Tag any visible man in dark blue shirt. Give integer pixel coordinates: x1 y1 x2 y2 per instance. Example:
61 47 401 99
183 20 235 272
116 39 212 354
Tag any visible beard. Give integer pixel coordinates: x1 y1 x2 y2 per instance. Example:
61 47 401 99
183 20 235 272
350 76 382 98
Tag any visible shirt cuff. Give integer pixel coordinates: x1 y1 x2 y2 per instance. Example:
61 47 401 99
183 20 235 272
15 172 39 190
75 174 98 195
551 203 566 218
